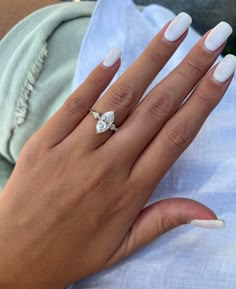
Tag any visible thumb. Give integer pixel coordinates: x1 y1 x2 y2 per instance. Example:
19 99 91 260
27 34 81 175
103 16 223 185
105 197 224 267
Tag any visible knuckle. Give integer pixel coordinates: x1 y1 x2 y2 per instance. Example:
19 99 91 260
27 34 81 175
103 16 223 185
147 93 172 120
164 122 194 153
87 74 104 88
145 46 163 64
197 89 215 109
108 82 137 110
19 139 44 166
157 216 176 235
63 96 86 116
185 58 205 75
175 67 187 79
176 59 205 79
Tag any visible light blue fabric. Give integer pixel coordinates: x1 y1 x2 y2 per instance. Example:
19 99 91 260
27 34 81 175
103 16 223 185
0 1 96 192
70 0 236 289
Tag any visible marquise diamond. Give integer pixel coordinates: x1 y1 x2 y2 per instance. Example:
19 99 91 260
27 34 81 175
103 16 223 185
101 111 114 125
96 111 115 134
90 109 116 134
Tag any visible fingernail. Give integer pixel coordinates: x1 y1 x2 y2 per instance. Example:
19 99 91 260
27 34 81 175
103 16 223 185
190 219 225 229
164 12 192 42
204 22 233 51
102 48 122 68
213 54 236 82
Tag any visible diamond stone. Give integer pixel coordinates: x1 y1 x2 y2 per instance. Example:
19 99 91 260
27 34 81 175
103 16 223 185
90 110 100 120
96 120 110 134
101 111 114 126
110 124 117 131
92 110 116 134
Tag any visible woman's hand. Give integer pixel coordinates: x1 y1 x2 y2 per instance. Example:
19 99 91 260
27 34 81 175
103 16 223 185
0 14 234 289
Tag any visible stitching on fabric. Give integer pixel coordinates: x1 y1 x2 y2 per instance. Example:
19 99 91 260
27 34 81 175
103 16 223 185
13 43 48 133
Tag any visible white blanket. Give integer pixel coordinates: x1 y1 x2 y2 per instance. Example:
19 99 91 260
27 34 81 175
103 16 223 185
70 0 236 288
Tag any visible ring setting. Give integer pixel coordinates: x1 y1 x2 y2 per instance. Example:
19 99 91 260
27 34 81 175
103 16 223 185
90 109 118 134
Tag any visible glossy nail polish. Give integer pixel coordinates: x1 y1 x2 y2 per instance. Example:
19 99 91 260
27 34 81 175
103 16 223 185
204 22 233 51
164 12 192 42
103 48 122 67
190 219 225 229
213 54 236 82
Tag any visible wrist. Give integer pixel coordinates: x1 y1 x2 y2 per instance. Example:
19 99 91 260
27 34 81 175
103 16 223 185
0 195 69 289
0 195 30 289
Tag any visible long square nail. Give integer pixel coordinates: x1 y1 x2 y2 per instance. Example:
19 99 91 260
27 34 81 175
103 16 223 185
164 12 192 42
213 54 236 82
204 22 233 51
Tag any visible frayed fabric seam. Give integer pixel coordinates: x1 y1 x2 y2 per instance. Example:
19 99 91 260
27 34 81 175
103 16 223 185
13 43 48 133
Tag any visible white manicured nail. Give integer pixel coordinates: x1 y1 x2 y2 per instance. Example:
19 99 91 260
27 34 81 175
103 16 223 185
102 48 122 67
204 22 233 51
190 219 225 229
213 54 236 82
164 12 192 42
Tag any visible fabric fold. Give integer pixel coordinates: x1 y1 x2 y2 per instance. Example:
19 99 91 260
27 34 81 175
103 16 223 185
0 1 96 163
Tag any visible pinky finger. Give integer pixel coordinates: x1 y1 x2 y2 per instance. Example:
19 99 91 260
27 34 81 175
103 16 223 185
34 48 122 148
